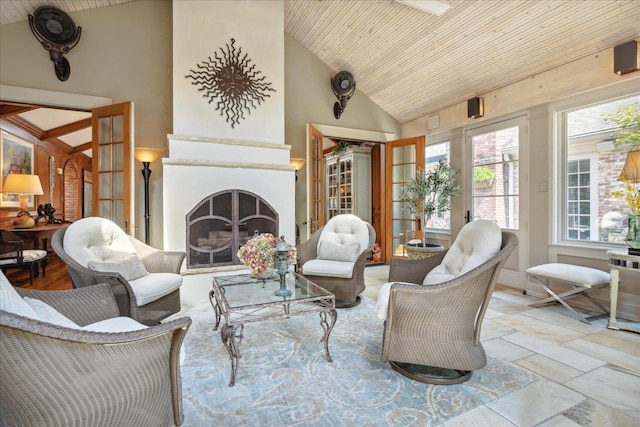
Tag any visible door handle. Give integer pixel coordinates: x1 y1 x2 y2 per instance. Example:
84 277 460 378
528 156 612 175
465 210 472 224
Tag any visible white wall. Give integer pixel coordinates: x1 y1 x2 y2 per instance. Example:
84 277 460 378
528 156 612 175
284 35 401 240
173 0 285 144
165 1 295 256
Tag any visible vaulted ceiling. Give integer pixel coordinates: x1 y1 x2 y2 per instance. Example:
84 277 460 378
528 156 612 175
1 0 639 153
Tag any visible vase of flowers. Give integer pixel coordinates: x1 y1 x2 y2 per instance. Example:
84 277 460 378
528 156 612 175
237 232 297 279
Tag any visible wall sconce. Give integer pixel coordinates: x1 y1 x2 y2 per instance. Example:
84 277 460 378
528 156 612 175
468 97 484 119
614 40 639 75
3 174 44 228
330 71 356 119
290 158 306 181
134 147 163 245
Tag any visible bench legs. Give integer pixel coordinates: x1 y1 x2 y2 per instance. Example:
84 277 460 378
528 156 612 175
528 276 609 324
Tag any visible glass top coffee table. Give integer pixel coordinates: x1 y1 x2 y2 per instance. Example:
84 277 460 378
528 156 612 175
209 271 337 386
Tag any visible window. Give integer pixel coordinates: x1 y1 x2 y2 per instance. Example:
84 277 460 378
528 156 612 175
471 125 520 229
559 94 639 245
424 141 451 230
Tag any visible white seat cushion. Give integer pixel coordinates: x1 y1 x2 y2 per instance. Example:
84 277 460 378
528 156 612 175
24 297 80 329
82 316 148 332
376 281 419 321
0 249 47 265
302 259 354 279
424 219 502 284
527 263 610 288
63 217 137 267
317 214 369 259
0 271 38 319
129 272 182 306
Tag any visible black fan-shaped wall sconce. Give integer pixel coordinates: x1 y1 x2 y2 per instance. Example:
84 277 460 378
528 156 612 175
28 6 82 82
331 71 356 119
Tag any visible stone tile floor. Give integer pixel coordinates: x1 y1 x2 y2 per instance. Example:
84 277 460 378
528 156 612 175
363 264 640 427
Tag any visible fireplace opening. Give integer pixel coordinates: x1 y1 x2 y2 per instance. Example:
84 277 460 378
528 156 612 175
186 189 278 269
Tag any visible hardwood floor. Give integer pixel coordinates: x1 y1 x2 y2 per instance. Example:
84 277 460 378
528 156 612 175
4 252 73 290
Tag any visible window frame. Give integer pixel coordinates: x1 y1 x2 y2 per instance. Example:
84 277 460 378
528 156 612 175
552 80 640 248
424 136 452 232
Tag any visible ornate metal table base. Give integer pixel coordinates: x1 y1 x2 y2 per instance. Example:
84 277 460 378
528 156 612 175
209 273 337 387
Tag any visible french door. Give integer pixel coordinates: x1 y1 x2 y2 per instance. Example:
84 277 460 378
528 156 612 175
307 124 325 236
384 136 425 260
464 116 528 289
92 102 134 234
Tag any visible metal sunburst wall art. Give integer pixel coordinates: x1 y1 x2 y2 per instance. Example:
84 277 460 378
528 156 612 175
185 38 276 128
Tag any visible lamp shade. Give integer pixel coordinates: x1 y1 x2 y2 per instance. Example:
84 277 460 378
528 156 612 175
290 158 306 171
618 150 640 183
134 147 163 163
3 174 44 195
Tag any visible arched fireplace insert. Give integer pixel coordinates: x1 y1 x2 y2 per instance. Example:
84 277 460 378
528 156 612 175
186 189 278 269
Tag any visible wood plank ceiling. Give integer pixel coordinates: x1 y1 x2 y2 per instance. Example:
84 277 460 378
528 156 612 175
1 0 639 142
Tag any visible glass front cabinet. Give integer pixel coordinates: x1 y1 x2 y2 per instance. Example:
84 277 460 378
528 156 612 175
325 146 372 223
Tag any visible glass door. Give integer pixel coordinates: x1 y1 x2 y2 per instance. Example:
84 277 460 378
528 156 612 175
465 116 528 288
92 102 134 233
385 136 425 259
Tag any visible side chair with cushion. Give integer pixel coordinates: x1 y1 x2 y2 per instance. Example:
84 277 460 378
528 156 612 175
0 271 192 427
52 216 185 325
376 220 518 384
0 230 47 286
297 214 376 307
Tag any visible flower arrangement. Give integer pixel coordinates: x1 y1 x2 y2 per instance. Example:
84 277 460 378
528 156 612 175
237 232 296 275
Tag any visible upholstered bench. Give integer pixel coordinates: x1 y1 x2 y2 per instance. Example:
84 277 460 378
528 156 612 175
527 263 610 324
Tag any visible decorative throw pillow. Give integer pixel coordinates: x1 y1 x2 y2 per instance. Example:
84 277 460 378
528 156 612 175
24 297 80 329
0 271 38 319
317 241 361 262
88 254 149 281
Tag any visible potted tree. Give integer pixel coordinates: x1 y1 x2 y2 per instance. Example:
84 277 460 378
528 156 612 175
401 159 461 258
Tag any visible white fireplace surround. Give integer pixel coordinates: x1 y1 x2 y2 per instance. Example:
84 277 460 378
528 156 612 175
163 134 296 270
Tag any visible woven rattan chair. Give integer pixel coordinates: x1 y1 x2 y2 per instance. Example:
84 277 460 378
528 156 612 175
0 283 191 427
297 214 376 307
51 217 185 325
379 229 518 384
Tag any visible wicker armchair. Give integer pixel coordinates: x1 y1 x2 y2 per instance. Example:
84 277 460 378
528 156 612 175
380 228 518 384
298 214 376 307
51 217 185 325
0 283 191 427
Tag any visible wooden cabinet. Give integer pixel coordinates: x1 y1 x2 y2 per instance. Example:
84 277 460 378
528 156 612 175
325 146 372 223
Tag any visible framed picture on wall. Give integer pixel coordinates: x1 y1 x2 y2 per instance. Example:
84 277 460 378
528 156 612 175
1 130 35 208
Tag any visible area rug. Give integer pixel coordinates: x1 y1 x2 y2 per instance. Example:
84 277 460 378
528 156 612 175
175 297 535 426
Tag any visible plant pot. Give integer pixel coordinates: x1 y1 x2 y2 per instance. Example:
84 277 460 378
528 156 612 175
474 179 494 190
405 243 445 260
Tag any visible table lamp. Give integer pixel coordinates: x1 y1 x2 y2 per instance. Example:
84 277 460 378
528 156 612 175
3 174 44 228
617 150 640 255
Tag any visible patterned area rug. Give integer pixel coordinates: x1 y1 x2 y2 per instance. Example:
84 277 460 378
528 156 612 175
177 297 535 426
